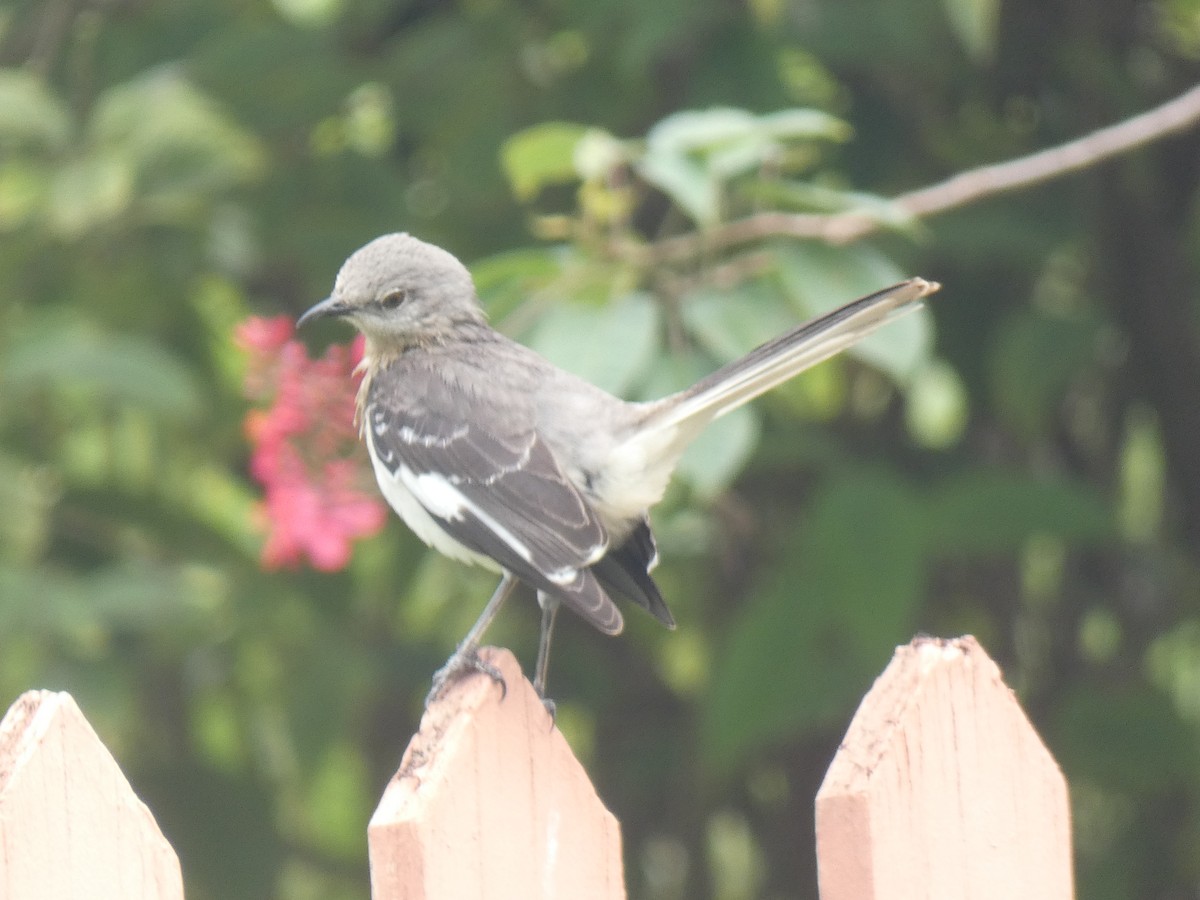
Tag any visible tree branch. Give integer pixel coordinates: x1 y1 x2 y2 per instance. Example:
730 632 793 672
632 82 1200 264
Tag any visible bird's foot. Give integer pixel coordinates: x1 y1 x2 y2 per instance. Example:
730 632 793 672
426 647 507 706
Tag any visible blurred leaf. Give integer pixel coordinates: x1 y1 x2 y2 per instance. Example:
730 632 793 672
943 0 1001 61
703 468 924 770
302 742 371 858
1078 606 1122 663
572 128 627 179
342 82 395 158
192 275 254 392
472 247 563 291
776 241 905 310
640 111 755 223
1147 621 1200 722
757 108 850 142
924 469 1114 555
989 307 1098 439
0 453 57 562
639 351 761 497
646 107 844 157
677 405 759 499
174 463 262 556
1053 684 1196 796
1118 405 1165 543
776 242 934 380
47 153 134 236
137 761 283 900
681 281 798 365
0 159 50 228
0 561 204 637
707 810 767 899
501 122 589 201
905 358 969 448
639 108 848 223
4 322 206 421
646 107 760 154
192 689 250 771
639 148 718 225
472 246 562 320
747 180 916 230
89 72 265 217
705 131 779 179
272 0 344 29
0 69 72 151
526 291 660 395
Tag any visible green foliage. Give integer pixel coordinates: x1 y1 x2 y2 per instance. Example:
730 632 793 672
638 107 848 225
924 469 1114 555
525 290 660 395
905 358 969 447
942 0 1002 61
86 73 265 219
777 242 932 379
501 122 592 201
1 1 1197 898
642 350 764 499
5 321 206 421
0 70 72 151
989 306 1101 439
682 282 799 365
704 468 926 770
502 106 851 228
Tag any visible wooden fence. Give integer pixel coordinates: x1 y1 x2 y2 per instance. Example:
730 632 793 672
0 636 1073 899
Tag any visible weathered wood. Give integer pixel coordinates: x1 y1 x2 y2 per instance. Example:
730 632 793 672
0 690 184 900
815 635 1073 900
368 647 625 899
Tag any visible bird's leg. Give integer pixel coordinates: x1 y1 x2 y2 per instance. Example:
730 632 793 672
427 572 517 705
533 592 561 718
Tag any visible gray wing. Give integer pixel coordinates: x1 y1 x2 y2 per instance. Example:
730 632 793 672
366 353 624 635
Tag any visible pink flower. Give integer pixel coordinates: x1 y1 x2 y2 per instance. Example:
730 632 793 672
237 316 384 571
235 316 293 353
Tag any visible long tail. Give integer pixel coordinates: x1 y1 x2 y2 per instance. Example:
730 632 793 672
644 277 940 441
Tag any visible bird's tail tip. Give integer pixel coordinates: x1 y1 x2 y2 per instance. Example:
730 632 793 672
911 277 942 297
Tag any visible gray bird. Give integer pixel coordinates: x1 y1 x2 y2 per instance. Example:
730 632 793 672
298 233 939 706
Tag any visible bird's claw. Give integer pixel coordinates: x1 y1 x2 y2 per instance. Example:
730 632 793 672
426 648 507 705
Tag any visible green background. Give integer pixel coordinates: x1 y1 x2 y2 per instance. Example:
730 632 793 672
2 0 1199 896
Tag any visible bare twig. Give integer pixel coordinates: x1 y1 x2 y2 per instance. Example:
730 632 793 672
629 82 1200 264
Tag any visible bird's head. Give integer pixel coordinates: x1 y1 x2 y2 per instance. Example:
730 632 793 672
298 233 485 348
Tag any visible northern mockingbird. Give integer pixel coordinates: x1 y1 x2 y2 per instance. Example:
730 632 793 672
298 233 939 705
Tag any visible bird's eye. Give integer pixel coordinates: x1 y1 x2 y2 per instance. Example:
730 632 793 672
380 289 408 309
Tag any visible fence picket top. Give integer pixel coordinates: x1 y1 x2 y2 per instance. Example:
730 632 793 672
0 689 184 900
368 647 625 900
815 635 1073 900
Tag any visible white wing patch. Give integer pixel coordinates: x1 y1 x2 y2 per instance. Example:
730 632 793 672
400 467 543 568
365 440 498 571
368 432 581 582
407 471 467 518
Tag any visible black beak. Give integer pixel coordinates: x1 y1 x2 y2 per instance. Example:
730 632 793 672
297 296 350 329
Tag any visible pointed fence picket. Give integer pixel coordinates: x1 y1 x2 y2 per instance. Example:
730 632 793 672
0 637 1072 899
0 690 184 900
816 636 1073 900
